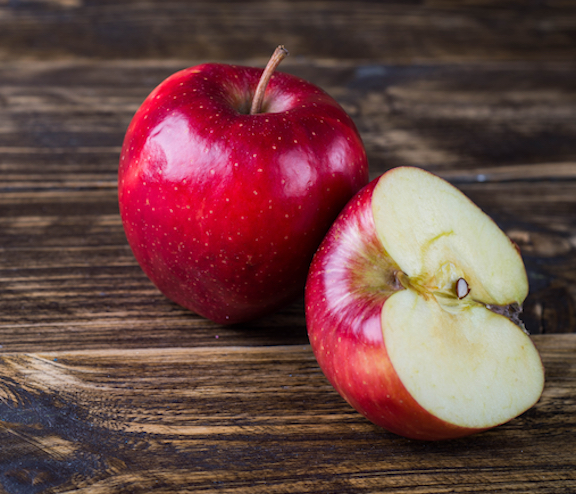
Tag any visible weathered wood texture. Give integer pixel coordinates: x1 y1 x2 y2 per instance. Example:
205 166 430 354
1 0 576 63
0 336 575 493
1 1 576 492
1 60 574 344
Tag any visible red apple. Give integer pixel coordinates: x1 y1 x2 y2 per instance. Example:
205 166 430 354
305 166 544 440
118 47 369 324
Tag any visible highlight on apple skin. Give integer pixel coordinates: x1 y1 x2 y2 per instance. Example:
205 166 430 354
118 47 369 324
305 166 545 440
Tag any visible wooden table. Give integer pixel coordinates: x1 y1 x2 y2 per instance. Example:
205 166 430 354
1 1 576 492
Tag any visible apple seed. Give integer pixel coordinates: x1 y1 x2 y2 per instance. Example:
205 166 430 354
456 277 470 299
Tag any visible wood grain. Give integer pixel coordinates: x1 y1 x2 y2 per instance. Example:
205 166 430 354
1 1 576 63
1 60 574 345
0 336 575 493
1 1 576 491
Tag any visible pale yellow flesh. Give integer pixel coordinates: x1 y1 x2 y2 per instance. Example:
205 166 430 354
373 167 544 429
383 290 544 428
373 167 529 306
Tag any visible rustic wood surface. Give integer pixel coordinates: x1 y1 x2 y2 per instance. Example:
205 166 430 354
1 1 576 492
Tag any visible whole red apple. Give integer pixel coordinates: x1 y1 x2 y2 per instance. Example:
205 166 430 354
118 47 369 324
305 166 544 440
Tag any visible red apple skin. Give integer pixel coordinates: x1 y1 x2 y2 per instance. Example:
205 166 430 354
305 179 487 440
119 63 368 324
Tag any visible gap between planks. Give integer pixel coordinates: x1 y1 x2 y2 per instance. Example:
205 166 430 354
439 162 576 184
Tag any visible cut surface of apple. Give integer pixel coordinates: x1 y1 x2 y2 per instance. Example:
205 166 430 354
306 166 544 439
383 290 543 429
372 167 529 307
373 167 544 430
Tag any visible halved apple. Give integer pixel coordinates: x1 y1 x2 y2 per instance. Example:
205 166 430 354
305 166 544 440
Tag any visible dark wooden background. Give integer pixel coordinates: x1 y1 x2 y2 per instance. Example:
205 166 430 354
1 1 576 492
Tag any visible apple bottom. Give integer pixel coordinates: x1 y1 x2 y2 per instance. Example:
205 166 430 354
311 310 487 441
144 262 302 325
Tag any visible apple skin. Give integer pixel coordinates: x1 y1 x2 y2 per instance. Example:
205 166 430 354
305 179 488 441
118 62 368 324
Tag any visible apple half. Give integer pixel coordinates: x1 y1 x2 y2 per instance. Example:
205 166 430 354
305 166 544 440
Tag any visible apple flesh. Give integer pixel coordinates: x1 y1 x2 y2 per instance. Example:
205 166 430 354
305 166 544 440
119 49 368 324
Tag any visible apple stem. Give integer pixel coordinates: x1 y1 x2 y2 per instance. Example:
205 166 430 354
250 45 289 115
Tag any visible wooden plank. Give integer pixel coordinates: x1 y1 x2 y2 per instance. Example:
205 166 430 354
1 60 575 176
1 60 574 343
0 3 574 492
0 1 575 62
0 335 574 493
0 180 574 342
